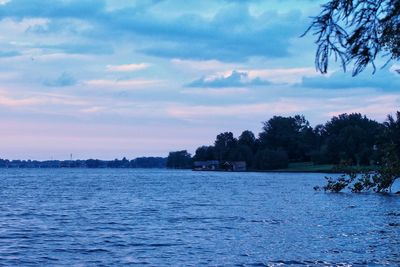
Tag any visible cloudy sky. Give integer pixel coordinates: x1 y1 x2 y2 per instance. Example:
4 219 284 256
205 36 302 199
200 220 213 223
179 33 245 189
0 0 399 160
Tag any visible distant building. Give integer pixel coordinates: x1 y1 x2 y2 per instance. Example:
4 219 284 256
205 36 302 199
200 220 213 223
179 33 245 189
232 161 246 172
193 160 246 172
193 160 219 171
221 161 247 172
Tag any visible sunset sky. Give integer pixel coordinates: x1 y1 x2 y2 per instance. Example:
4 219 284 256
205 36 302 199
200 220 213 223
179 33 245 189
0 0 399 160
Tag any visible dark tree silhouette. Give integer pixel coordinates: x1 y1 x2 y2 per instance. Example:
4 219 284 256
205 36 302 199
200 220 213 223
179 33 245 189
166 150 192 169
321 113 400 193
305 0 400 75
253 149 289 170
193 146 215 161
259 115 315 162
214 132 238 161
238 130 256 150
321 113 383 165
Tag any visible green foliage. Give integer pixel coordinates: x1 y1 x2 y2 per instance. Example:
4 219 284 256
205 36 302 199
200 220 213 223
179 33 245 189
166 150 192 169
214 132 238 161
320 112 400 193
321 113 383 165
253 149 289 170
323 171 357 193
321 163 399 193
193 146 215 161
86 159 103 168
259 115 316 162
189 111 400 177
238 130 256 151
304 0 400 75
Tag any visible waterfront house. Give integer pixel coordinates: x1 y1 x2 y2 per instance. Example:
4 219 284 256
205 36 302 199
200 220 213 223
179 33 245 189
193 160 246 171
193 160 220 171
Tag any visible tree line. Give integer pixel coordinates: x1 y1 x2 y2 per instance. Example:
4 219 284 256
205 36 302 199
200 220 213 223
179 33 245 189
0 157 166 169
167 112 400 171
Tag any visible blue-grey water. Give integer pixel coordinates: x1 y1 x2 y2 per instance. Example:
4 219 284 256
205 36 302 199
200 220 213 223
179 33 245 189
0 169 399 266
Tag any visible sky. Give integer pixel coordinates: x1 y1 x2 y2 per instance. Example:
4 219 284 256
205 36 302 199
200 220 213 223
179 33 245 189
0 0 399 160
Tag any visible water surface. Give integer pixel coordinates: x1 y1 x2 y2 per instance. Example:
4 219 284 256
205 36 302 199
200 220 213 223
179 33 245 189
0 169 399 266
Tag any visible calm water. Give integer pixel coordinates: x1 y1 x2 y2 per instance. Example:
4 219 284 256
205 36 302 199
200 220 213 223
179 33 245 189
0 169 399 266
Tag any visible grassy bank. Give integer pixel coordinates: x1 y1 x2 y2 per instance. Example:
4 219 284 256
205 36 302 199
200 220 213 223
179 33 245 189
270 162 379 173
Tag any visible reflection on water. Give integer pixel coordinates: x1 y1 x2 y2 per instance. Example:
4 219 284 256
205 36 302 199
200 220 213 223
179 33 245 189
0 169 399 266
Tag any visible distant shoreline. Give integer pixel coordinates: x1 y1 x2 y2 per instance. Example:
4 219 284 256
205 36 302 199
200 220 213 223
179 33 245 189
0 157 167 169
192 169 342 174
192 162 378 174
0 167 370 174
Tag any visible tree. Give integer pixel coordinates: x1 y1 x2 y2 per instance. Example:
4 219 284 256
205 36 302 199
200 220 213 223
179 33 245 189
86 159 102 168
193 146 216 161
253 149 289 170
132 157 167 168
319 112 400 193
166 150 192 169
238 130 256 150
214 132 237 161
259 115 315 161
236 130 257 166
384 111 400 159
321 113 383 165
305 0 400 75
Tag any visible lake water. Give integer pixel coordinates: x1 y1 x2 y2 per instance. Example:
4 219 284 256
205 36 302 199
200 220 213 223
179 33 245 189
0 169 399 266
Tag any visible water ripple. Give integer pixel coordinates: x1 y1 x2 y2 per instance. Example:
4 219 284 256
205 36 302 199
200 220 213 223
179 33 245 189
0 169 399 266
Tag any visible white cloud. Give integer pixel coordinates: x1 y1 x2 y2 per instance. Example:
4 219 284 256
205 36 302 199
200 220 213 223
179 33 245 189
0 0 10 5
184 66 320 88
80 106 105 113
246 67 318 84
106 63 149 72
0 95 40 107
0 92 86 107
0 18 49 36
181 88 249 96
85 79 162 89
171 59 238 72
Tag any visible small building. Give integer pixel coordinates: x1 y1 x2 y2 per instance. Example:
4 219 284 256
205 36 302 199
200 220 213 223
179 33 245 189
222 161 247 172
193 160 247 172
232 161 246 172
193 160 219 171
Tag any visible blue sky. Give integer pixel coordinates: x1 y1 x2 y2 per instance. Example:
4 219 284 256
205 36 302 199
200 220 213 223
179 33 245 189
0 0 399 160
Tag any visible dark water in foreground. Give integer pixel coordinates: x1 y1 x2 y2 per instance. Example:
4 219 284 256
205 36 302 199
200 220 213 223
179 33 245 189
0 169 399 266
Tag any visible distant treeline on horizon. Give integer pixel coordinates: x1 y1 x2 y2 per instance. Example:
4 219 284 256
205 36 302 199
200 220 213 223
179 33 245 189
166 112 400 170
0 157 167 169
3 112 399 171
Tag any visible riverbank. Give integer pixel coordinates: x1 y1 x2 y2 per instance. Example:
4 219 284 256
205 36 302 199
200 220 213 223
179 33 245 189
193 162 379 174
274 162 379 173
